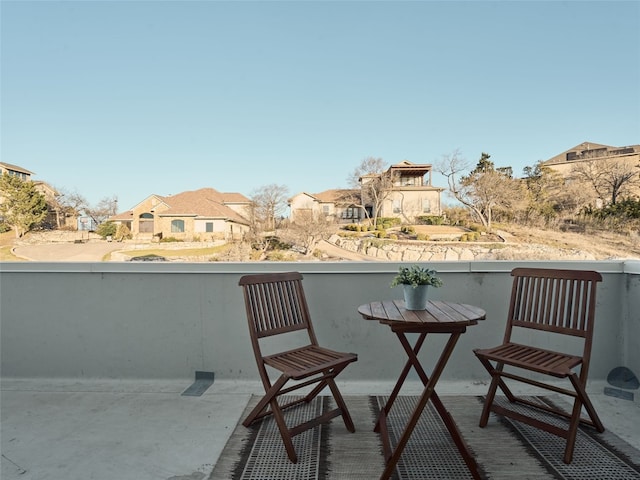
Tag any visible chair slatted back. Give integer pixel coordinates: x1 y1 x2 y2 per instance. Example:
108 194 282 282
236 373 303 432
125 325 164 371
507 268 602 340
239 272 316 341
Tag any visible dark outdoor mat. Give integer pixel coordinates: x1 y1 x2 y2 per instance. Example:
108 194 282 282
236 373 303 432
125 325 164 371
492 396 640 480
372 395 482 480
209 395 640 480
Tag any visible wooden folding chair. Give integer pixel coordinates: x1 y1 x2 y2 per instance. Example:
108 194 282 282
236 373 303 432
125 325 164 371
238 272 358 463
474 267 605 464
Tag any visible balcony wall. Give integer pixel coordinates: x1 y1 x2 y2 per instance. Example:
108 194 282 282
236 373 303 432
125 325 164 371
1 260 639 383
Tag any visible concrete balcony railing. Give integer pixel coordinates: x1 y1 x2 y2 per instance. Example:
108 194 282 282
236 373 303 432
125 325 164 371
2 260 639 384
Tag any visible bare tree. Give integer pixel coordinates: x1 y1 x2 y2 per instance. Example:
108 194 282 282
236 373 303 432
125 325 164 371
84 196 119 226
250 184 289 232
281 210 336 257
435 150 520 231
571 159 640 206
521 161 565 223
50 189 88 228
347 157 396 228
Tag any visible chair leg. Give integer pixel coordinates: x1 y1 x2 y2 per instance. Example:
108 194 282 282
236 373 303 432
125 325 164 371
569 373 605 432
304 375 331 402
243 375 288 427
563 396 584 464
477 358 513 428
270 398 298 463
326 374 356 433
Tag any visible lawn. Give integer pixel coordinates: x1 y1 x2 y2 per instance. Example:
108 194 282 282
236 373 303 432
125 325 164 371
117 244 230 260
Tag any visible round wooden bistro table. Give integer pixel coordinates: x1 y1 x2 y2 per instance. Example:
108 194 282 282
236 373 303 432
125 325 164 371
358 299 486 480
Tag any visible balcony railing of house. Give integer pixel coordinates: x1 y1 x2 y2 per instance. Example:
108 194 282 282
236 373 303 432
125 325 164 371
1 260 639 384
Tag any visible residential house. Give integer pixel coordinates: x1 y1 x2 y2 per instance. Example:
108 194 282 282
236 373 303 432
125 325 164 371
543 142 640 202
361 160 444 222
109 188 252 241
288 189 361 223
0 162 34 180
289 161 444 225
33 180 78 229
0 162 76 229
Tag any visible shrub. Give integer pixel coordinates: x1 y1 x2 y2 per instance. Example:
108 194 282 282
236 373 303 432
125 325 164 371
416 233 429 241
416 215 445 225
160 237 183 243
468 224 485 233
343 224 359 231
96 221 117 239
266 250 295 261
378 217 401 227
115 224 132 240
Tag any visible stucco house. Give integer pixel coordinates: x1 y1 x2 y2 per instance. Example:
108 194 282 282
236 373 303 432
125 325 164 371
0 162 77 229
542 142 640 204
288 189 361 223
109 188 251 241
368 160 444 222
0 162 34 180
289 161 445 225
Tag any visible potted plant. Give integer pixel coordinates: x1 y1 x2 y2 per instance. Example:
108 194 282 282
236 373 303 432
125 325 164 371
390 265 443 310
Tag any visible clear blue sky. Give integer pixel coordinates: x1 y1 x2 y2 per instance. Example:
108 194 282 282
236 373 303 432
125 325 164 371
2 0 639 212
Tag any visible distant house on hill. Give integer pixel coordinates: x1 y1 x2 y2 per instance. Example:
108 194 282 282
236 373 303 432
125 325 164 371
109 188 251 241
543 141 640 203
0 162 34 180
543 142 640 175
0 162 76 229
288 160 445 224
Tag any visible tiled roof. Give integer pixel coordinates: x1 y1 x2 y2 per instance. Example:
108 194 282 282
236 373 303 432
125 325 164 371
0 162 34 175
112 188 251 224
313 189 359 203
159 188 250 224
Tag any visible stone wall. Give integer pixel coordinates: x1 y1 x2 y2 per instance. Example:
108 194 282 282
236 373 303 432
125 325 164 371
329 235 597 261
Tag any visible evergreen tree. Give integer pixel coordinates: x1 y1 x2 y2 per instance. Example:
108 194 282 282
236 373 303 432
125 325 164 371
0 173 48 237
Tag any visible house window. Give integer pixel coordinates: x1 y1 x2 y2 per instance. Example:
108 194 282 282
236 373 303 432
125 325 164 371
344 206 360 219
393 200 401 213
139 213 154 233
322 205 330 215
205 222 213 233
422 199 431 213
171 219 185 233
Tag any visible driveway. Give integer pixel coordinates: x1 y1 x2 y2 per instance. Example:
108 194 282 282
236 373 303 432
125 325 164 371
13 242 124 262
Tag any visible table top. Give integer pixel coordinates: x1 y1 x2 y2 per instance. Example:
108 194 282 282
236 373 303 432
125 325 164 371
358 300 486 332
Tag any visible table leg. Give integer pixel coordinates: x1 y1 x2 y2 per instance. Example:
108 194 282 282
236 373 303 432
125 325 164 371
375 332 427 434
379 331 481 480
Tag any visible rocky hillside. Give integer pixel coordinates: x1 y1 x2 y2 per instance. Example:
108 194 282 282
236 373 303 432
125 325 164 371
326 225 640 262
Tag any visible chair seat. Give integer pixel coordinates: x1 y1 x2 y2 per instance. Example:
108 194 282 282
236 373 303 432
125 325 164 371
264 345 357 380
475 342 582 378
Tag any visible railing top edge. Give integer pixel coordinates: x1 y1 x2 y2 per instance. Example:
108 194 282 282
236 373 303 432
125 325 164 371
0 260 630 275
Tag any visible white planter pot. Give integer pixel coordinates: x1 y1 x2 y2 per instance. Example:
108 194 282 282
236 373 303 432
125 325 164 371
403 285 429 310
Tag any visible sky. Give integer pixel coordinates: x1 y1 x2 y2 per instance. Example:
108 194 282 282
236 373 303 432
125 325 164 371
2 0 639 213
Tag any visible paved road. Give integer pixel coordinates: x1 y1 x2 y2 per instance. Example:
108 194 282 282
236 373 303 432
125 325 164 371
13 242 124 262
12 240 377 262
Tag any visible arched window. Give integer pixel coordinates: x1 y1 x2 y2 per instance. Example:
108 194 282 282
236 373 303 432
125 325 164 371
139 212 154 233
171 219 185 233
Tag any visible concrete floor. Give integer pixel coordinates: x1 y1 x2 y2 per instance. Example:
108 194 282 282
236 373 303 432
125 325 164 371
1 378 638 480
